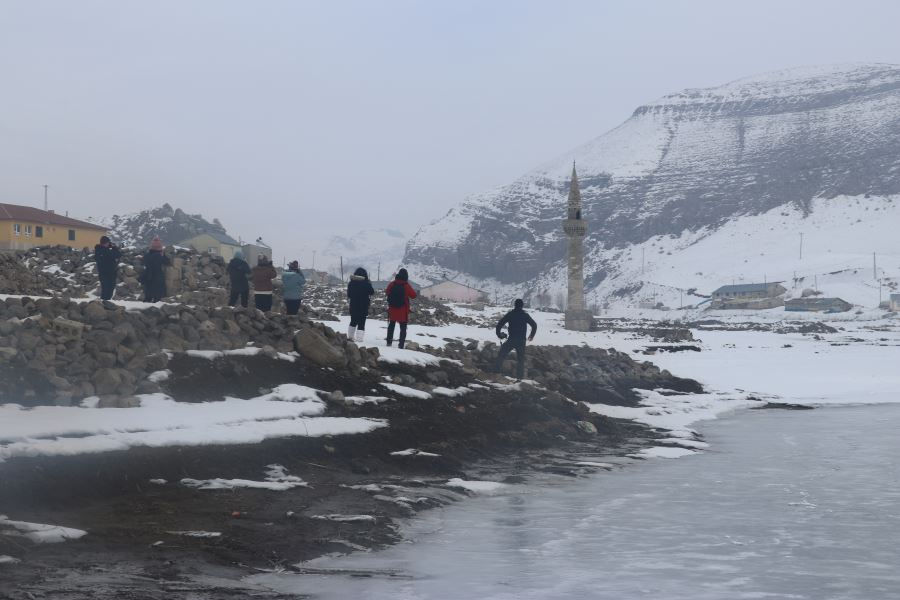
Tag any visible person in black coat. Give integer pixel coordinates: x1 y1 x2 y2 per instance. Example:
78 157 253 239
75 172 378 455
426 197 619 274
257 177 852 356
494 298 537 380
347 267 375 343
140 236 170 303
94 235 121 300
226 250 252 308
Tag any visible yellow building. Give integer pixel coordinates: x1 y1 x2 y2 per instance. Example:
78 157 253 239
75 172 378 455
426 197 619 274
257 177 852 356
177 231 242 260
0 203 107 251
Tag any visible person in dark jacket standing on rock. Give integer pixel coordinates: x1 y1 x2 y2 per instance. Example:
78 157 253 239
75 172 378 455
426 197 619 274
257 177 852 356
385 268 417 348
226 250 252 308
347 267 375 343
494 298 537 380
282 260 307 316
140 236 170 303
94 235 121 301
251 255 277 313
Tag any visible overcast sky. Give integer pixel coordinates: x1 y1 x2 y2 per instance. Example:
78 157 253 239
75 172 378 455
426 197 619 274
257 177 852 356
2 0 900 264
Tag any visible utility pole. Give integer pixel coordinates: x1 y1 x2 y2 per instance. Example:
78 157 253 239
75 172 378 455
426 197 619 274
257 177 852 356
43 184 49 212
312 250 316 271
377 262 381 281
340 256 344 283
873 252 877 280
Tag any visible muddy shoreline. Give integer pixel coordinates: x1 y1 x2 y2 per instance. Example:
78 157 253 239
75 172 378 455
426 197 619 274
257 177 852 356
0 352 664 599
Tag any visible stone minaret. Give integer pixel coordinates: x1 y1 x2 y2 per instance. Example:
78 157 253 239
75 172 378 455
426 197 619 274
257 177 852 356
563 163 592 331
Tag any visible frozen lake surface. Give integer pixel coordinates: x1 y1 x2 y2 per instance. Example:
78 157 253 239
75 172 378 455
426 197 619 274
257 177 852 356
251 404 900 599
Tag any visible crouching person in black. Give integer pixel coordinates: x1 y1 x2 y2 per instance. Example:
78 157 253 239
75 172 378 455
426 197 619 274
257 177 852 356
494 298 537 380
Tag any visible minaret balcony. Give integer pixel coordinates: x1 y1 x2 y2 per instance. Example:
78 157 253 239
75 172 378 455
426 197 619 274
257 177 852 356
563 220 587 237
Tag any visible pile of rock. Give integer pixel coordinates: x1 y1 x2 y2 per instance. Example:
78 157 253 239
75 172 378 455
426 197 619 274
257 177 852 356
10 245 233 304
0 296 375 407
436 340 703 406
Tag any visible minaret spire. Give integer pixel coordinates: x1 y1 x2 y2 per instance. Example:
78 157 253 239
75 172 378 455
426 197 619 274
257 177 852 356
562 162 592 331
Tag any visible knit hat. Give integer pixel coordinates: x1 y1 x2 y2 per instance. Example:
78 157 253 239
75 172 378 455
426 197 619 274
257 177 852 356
354 267 368 278
233 249 243 260
100 235 111 245
514 298 524 309
150 236 163 251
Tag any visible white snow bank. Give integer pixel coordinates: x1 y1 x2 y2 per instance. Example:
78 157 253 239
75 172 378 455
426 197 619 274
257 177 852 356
377 346 460 367
344 395 390 405
589 390 761 441
432 386 472 397
0 515 87 544
630 446 697 459
0 555 20 564
445 479 510 494
0 391 384 461
390 448 441 457
182 464 307 491
380 383 432 399
167 530 222 538
311 514 376 522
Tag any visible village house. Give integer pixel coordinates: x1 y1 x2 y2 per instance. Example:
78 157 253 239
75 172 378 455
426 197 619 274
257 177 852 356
420 280 488 303
890 293 900 312
0 203 107 251
785 297 852 313
177 231 242 260
710 282 787 309
242 237 272 265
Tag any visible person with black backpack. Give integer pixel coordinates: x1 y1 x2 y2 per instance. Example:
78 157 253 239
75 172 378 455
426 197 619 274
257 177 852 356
385 268 417 348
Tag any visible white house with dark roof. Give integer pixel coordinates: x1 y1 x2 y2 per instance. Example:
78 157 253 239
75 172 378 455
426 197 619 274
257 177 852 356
710 282 787 309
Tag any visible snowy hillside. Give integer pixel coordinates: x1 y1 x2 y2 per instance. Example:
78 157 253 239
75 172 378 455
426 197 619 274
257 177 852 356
87 204 238 249
404 63 900 309
319 229 407 278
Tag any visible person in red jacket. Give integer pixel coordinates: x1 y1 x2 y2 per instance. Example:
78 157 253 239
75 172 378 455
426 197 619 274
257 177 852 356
385 268 417 348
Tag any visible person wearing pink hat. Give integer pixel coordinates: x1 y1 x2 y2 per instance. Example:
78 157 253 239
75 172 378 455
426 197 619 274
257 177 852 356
139 236 170 302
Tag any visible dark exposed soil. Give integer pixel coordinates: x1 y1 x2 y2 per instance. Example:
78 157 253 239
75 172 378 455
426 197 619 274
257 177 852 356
0 354 657 599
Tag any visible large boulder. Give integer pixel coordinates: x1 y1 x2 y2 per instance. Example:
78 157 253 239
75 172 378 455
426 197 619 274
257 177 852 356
293 326 348 369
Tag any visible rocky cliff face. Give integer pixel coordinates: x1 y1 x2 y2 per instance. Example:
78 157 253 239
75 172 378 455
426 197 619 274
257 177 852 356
404 64 900 302
90 203 234 249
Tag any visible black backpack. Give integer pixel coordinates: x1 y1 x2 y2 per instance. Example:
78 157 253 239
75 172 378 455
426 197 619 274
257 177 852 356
387 282 406 308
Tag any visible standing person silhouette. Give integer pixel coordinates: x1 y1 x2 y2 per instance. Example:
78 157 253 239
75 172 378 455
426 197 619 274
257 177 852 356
494 299 537 380
385 268 416 349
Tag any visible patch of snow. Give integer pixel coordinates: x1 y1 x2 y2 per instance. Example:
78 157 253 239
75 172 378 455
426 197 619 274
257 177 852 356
445 479 510 494
390 448 441 457
380 383 432 400
147 370 171 383
311 514 377 523
630 446 697 460
344 395 390 405
0 515 87 544
0 393 384 461
149 478 167 485
167 530 222 538
432 386 472 397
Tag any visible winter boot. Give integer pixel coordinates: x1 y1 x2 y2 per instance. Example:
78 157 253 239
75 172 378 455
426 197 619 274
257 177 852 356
347 325 357 339
355 329 365 343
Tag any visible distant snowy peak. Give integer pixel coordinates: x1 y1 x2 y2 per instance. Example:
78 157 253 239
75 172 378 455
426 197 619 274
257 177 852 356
320 228 408 274
90 204 236 249
405 63 900 306
648 63 900 108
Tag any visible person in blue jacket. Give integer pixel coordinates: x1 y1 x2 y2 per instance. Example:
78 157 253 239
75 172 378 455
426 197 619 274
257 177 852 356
281 260 307 315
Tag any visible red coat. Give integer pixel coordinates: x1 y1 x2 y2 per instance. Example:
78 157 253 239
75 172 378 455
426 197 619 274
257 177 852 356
386 280 417 323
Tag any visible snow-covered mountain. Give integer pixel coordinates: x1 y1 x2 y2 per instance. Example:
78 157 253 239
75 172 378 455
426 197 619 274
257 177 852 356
404 63 900 309
87 204 237 249
319 228 407 279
